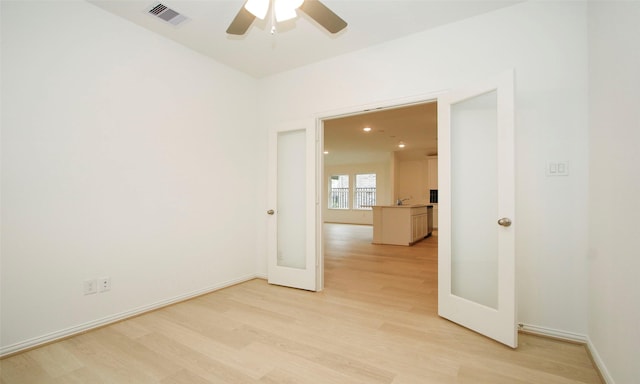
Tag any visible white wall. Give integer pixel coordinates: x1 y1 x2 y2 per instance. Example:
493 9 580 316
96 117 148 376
7 3 631 380
259 1 589 336
587 2 640 383
396 159 430 205
1 1 262 353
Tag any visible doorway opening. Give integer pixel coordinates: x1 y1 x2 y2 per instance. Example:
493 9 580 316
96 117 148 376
320 100 439 290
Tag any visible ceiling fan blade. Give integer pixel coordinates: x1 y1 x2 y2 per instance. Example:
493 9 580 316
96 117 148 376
299 0 347 34
226 5 256 35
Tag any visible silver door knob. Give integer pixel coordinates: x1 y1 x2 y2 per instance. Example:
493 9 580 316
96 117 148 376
267 209 275 215
497 218 512 227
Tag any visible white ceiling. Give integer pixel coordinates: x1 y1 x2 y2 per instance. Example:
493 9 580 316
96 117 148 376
88 0 520 78
88 0 518 165
324 102 438 165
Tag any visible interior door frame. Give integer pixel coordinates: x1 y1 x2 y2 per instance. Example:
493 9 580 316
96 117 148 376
315 73 515 347
315 91 444 291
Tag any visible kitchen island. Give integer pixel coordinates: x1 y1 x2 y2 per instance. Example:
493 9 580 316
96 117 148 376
372 205 433 246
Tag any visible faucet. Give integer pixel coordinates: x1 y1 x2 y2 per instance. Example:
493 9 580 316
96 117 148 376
396 198 410 205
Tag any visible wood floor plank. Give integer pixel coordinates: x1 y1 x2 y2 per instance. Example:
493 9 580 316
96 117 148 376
0 223 602 383
0 354 50 383
25 344 83 379
160 369 211 384
130 312 272 380
134 332 258 384
49 367 106 384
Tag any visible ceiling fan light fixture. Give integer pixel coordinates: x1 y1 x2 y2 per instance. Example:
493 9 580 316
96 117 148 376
227 0 346 36
275 7 296 22
245 0 269 19
275 0 304 22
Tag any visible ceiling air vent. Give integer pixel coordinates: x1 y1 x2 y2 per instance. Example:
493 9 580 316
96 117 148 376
148 3 188 26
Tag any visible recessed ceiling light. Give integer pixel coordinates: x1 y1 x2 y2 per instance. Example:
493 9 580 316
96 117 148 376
323 151 329 154
363 127 372 132
398 141 406 148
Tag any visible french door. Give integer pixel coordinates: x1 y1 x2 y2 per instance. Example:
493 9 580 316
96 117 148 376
437 71 517 348
266 119 320 291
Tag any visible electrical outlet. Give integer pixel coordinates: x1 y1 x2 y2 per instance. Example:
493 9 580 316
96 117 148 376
98 277 111 293
83 279 97 295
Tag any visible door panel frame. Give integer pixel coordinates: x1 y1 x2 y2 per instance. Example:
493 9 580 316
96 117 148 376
267 118 321 291
437 70 516 348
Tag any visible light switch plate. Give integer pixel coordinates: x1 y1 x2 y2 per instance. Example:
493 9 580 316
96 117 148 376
83 279 97 295
547 161 569 176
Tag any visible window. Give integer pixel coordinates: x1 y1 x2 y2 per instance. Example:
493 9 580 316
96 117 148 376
328 173 377 210
354 173 376 210
329 175 349 209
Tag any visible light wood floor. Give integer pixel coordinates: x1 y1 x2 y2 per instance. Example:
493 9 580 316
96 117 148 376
1 224 602 383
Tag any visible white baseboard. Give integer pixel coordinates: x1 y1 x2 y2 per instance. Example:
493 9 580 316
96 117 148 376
0 274 259 358
519 323 614 384
518 323 588 343
585 336 615 384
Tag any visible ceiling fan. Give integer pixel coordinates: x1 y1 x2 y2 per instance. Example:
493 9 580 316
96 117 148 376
226 0 347 35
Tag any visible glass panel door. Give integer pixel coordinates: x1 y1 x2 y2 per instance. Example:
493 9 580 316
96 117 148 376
451 90 499 309
438 71 516 348
267 119 318 291
276 130 306 269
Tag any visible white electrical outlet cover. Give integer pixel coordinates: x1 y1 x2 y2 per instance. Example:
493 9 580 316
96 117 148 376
83 279 97 295
98 277 111 292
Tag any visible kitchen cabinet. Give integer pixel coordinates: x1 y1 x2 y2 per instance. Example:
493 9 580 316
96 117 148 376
372 205 433 246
